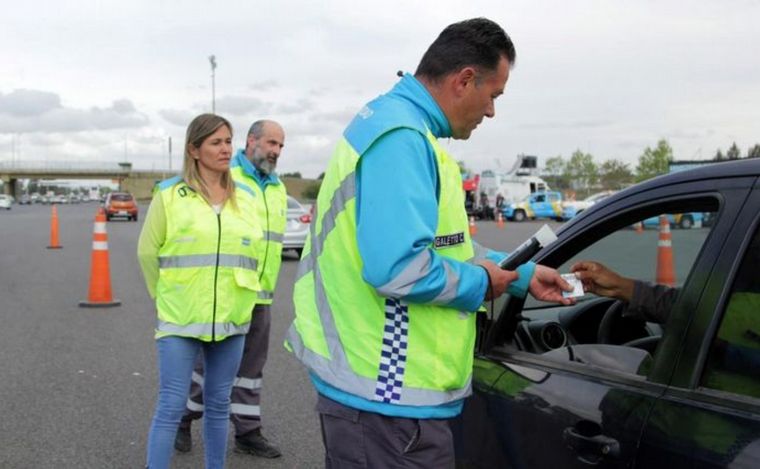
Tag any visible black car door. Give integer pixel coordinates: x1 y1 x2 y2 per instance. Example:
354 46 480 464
454 176 753 468
636 185 760 468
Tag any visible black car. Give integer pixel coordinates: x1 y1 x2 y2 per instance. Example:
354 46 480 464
454 159 760 468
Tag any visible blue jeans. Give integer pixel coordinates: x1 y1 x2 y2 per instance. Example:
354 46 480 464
146 335 245 469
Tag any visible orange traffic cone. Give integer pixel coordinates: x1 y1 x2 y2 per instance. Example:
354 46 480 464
79 208 121 308
656 215 675 287
46 204 63 249
497 212 505 229
469 216 477 236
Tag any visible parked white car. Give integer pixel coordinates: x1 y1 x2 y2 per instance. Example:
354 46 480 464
562 190 616 219
283 196 310 256
0 194 12 210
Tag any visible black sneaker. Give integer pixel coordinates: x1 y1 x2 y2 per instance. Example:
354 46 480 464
234 428 282 458
174 425 192 453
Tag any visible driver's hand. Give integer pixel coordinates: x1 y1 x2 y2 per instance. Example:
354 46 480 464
570 260 635 302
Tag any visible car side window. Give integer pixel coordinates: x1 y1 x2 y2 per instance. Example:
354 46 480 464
700 227 760 400
512 206 717 377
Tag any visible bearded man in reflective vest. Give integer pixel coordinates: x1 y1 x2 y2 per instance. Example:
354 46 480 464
176 120 286 459
287 18 574 468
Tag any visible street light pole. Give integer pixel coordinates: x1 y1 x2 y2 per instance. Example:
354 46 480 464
209 55 217 113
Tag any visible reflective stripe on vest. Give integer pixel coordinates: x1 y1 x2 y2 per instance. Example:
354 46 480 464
158 253 258 270
156 319 251 337
289 128 476 407
264 231 284 243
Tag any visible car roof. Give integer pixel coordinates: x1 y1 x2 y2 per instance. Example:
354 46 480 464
596 159 760 210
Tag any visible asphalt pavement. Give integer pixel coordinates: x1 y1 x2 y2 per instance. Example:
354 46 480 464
0 203 557 468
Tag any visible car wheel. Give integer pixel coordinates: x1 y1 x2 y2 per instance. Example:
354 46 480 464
513 210 526 222
133 215 138 222
679 215 693 229
106 214 111 221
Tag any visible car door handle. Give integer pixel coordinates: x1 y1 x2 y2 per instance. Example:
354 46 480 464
563 421 620 464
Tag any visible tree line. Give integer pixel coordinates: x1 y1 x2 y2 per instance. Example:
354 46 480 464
542 140 760 197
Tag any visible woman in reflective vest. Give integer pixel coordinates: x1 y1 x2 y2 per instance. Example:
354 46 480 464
137 114 263 469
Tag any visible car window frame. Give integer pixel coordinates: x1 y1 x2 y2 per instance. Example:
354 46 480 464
481 177 756 388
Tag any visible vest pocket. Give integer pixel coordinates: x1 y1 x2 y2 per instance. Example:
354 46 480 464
233 267 260 291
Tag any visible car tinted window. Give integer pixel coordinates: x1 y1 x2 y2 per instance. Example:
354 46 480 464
701 226 760 400
111 194 133 202
512 203 717 377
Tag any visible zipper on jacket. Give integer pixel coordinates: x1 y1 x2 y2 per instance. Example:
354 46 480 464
212 212 221 342
259 190 270 284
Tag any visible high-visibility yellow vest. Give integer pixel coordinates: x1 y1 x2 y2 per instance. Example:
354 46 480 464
155 177 263 341
287 120 477 407
230 165 287 304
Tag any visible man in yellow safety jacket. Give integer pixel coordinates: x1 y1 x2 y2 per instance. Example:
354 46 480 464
286 18 573 467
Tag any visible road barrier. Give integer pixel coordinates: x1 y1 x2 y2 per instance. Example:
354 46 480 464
79 208 121 308
46 205 62 249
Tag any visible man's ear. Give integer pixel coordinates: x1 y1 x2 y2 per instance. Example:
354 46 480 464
451 66 478 97
246 133 256 150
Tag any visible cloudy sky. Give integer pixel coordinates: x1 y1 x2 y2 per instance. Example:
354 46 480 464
1 0 758 178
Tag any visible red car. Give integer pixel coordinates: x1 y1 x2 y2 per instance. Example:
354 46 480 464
104 192 138 221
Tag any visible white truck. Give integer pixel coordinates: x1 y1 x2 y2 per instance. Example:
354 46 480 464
477 154 550 209
479 171 550 208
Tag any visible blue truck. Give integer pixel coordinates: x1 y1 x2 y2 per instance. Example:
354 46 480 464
502 191 564 222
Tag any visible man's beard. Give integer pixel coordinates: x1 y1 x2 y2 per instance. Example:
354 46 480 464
252 148 277 175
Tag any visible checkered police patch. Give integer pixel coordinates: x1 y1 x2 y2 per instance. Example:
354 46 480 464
374 298 410 404
434 232 465 248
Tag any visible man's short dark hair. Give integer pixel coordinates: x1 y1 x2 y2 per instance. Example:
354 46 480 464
415 18 516 82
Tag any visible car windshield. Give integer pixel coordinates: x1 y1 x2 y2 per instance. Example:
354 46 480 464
111 194 133 202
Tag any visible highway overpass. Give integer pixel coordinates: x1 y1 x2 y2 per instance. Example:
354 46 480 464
0 161 176 200
0 161 319 201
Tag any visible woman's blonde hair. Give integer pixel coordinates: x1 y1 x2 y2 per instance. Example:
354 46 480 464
183 113 236 207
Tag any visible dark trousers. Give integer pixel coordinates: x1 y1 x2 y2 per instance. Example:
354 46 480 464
316 394 455 469
181 304 271 436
